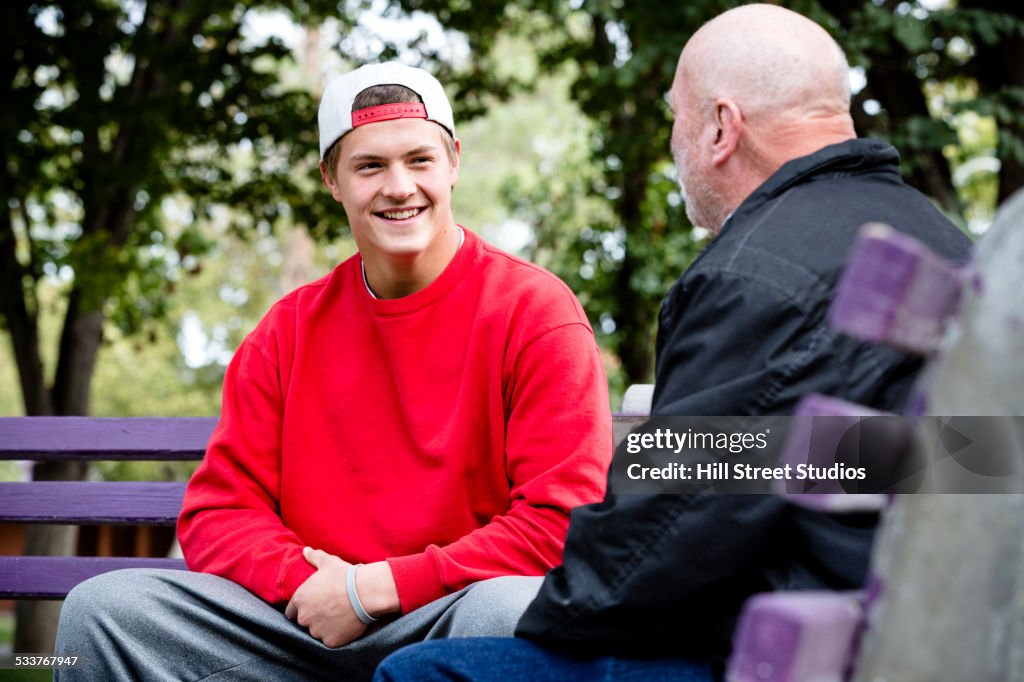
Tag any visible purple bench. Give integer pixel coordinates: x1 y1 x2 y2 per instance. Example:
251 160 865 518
724 223 971 682
0 413 651 601
829 222 963 355
728 591 864 682
0 417 217 599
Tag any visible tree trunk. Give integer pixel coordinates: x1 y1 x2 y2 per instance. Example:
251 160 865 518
822 0 961 217
14 290 103 652
592 12 663 386
52 292 104 417
961 0 1024 204
13 517 87 653
279 227 317 296
0 208 50 417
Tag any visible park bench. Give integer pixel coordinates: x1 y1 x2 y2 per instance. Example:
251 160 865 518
723 219 973 681
0 417 215 599
0 408 650 600
728 191 1024 681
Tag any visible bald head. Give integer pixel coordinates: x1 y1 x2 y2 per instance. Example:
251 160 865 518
679 4 851 122
667 4 856 232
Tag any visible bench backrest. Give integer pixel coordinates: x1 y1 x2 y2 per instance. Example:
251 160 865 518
0 417 216 598
0 412 649 600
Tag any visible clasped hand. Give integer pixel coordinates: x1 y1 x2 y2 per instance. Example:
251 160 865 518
285 547 368 648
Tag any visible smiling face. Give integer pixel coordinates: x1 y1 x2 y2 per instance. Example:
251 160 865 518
321 117 461 296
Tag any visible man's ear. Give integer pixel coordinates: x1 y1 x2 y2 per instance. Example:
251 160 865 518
450 137 462 188
711 98 742 167
319 160 332 189
320 160 343 202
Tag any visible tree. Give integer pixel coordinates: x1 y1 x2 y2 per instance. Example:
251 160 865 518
381 0 1024 389
0 0 339 650
815 0 1024 210
949 1 1024 204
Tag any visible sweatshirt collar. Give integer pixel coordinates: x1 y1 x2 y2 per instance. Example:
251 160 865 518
359 227 480 317
362 227 465 300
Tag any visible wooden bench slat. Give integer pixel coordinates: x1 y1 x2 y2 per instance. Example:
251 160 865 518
0 417 216 460
0 413 651 601
0 556 187 599
0 415 643 459
0 482 186 524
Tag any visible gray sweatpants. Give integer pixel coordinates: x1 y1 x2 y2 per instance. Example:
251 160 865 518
54 569 542 681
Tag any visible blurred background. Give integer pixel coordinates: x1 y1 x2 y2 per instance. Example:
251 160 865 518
1 0 1022 664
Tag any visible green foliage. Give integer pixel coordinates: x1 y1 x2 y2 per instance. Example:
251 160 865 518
0 1 359 420
4 0 1023 417
390 0 1023 383
376 0 729 383
1 1 336 335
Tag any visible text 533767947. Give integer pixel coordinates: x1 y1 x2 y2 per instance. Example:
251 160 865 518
2 654 84 669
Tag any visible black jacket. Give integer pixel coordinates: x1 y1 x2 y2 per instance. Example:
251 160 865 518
516 139 972 669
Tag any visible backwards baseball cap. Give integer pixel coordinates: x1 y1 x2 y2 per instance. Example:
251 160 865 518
318 62 456 160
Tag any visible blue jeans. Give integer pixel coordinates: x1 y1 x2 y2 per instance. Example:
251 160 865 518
373 638 714 682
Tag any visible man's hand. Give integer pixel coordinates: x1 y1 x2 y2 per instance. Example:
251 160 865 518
285 547 367 648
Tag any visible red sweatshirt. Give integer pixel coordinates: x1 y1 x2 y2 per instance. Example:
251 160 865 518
178 229 612 613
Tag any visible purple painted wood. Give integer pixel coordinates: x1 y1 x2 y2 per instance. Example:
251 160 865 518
0 482 186 524
0 556 187 599
727 591 863 682
0 417 216 460
775 394 889 512
0 413 645 601
829 223 964 355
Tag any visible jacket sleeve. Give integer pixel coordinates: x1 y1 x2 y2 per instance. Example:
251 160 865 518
386 322 614 613
515 271 801 650
177 339 315 605
515 489 788 658
517 270 880 659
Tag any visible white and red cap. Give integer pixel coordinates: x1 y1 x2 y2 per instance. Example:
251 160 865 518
318 62 456 160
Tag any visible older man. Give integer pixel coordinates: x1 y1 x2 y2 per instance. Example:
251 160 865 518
374 5 971 681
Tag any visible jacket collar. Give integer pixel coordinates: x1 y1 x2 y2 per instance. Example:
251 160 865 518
720 138 900 237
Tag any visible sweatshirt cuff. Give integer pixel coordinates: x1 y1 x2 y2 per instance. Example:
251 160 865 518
280 553 317 603
386 550 444 613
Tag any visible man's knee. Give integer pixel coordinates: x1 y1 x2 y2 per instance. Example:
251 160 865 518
436 576 543 637
60 570 131 630
57 570 144 668
58 568 187 646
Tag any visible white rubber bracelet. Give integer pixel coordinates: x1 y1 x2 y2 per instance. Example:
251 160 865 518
347 564 378 625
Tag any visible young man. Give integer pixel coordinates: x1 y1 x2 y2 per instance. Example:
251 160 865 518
373 5 972 681
55 62 612 680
